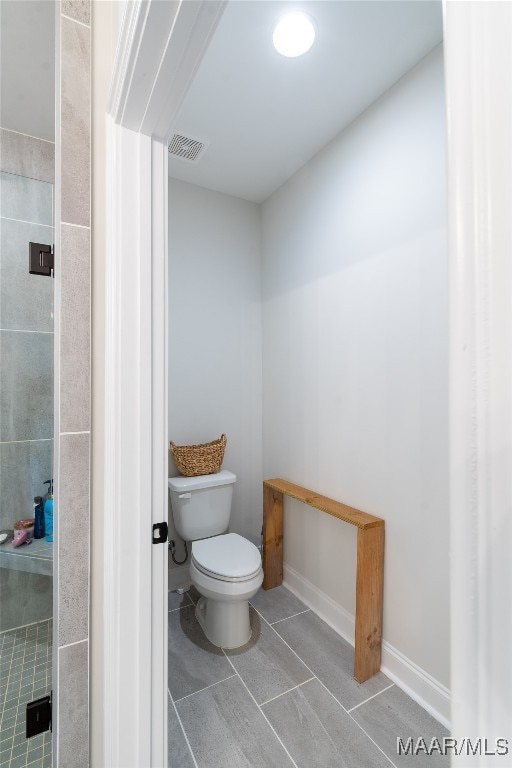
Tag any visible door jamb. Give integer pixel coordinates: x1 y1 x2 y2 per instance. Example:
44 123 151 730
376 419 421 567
103 2 226 765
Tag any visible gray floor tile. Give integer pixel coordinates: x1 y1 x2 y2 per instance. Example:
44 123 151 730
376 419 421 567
168 693 196 768
263 678 391 768
351 685 449 767
27 746 44 762
176 675 293 768
250 586 309 624
225 608 312 704
0 620 52 766
186 585 201 604
274 610 390 710
168 589 193 612
10 757 31 768
168 605 233 701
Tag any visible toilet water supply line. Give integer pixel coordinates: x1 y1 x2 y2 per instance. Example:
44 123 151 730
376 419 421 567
169 537 188 565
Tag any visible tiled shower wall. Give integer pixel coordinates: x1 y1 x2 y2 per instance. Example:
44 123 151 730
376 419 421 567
1 0 92 760
55 1 91 766
0 129 54 632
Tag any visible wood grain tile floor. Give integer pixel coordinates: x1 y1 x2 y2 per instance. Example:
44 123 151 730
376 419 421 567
168 586 449 768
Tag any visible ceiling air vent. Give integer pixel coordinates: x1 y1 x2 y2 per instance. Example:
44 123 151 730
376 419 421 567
168 133 208 163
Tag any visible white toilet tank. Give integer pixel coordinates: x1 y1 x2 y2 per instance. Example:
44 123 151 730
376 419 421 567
168 470 236 541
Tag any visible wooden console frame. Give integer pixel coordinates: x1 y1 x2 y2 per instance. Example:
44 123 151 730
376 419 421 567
262 478 384 683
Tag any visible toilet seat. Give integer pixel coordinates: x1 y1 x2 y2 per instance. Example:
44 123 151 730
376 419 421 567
192 533 261 582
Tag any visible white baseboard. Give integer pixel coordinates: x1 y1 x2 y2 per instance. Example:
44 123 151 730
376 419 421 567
380 639 450 729
283 562 356 645
283 563 450 729
168 564 190 591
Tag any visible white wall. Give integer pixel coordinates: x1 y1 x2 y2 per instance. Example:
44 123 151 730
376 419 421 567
261 47 449 717
168 180 263 558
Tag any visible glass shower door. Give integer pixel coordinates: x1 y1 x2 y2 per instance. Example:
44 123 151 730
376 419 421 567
0 169 54 768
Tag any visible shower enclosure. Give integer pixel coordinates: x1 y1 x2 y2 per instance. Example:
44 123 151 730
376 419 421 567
0 168 54 767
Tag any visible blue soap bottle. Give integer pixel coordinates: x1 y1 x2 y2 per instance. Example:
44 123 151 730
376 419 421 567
43 479 54 543
33 495 45 539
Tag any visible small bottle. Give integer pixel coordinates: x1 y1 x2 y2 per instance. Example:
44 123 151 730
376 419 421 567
43 479 54 543
33 496 45 539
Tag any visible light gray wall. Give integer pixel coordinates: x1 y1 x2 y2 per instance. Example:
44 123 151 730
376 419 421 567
168 179 263 561
261 47 449 688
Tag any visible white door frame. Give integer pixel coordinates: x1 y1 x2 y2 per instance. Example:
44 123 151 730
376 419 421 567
103 2 225 766
443 0 512 756
103 0 512 764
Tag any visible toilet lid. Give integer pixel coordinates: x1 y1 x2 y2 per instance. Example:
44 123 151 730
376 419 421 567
192 533 261 579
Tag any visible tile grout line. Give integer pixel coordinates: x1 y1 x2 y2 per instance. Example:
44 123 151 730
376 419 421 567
270 609 311 625
0 623 17 730
167 595 195 613
11 627 29 765
168 689 199 768
60 430 90 437
57 637 87 652
221 650 299 768
0 332 53 336
61 12 91 30
347 682 395 713
250 605 334 704
172 674 238 704
259 676 316 707
0 619 52 636
0 216 53 228
343 711 399 768
0 127 55 144
8 627 25 763
251 603 399 768
61 221 90 230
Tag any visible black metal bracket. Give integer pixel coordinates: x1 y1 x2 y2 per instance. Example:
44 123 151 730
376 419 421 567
152 521 168 544
26 693 52 738
29 242 54 277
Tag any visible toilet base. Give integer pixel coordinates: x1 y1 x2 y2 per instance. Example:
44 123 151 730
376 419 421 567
195 595 252 649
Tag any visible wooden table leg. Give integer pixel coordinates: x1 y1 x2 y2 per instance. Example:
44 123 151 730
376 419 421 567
262 485 283 590
354 525 384 682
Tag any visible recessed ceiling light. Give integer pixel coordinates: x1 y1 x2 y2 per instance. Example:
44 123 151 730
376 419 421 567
273 12 316 58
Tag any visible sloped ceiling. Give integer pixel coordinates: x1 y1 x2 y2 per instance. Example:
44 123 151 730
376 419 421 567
169 0 443 203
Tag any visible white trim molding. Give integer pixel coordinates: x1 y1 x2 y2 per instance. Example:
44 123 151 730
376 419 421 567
444 0 512 759
103 2 226 765
283 564 451 728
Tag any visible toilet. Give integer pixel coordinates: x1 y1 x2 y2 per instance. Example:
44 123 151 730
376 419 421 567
168 470 263 649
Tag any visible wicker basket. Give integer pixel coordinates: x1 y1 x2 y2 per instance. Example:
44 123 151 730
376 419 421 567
169 434 227 477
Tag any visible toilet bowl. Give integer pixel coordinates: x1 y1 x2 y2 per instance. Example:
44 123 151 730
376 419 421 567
190 533 263 648
168 471 264 648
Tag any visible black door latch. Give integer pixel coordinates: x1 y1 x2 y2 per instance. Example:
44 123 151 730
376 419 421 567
152 521 168 544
